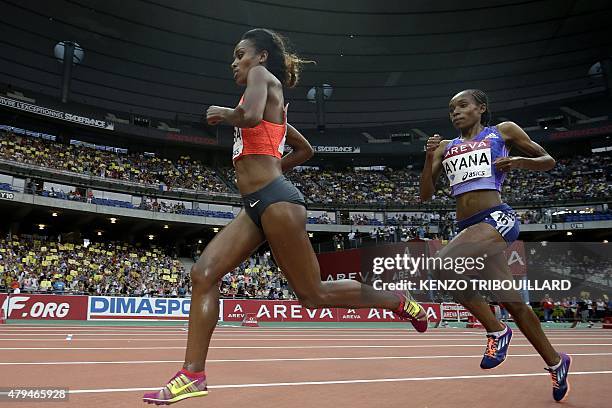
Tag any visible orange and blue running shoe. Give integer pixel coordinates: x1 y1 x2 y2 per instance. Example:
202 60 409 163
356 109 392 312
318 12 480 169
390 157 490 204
143 370 208 405
546 352 571 403
393 293 428 332
480 324 512 369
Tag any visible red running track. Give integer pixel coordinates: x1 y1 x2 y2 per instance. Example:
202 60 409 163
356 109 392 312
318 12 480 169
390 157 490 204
0 325 610 408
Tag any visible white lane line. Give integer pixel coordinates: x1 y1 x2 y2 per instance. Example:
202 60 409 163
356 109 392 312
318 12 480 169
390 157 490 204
0 325 186 329
0 332 609 339
0 327 188 336
0 326 601 332
66 370 612 394
0 332 493 336
2 352 612 366
1 343 612 351
1 337 612 342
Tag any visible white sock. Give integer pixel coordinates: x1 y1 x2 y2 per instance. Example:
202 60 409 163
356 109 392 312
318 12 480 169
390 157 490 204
548 357 563 371
487 324 507 338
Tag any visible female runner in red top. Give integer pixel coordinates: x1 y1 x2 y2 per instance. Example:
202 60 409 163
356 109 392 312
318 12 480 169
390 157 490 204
143 28 428 405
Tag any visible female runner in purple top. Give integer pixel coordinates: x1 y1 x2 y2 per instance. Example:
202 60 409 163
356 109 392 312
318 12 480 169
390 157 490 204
420 89 571 402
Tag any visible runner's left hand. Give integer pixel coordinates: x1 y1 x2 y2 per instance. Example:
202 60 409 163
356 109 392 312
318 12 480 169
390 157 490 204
494 156 524 172
206 106 230 125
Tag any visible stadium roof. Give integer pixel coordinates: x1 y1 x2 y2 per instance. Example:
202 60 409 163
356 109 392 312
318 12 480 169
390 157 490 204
2 0 612 129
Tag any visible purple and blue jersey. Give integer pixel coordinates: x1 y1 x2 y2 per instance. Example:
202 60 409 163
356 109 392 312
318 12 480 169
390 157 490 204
442 126 509 197
443 126 519 243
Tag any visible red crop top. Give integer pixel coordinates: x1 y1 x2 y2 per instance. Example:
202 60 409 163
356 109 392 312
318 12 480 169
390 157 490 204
232 97 288 162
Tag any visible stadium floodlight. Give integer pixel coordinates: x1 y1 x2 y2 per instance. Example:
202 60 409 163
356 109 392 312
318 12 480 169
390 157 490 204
38 224 45 230
53 41 84 103
588 58 612 97
588 61 603 78
306 84 333 102
537 115 566 130
148 234 155 240
163 224 169 229
307 84 333 132
54 41 84 63
213 227 219 233
110 217 117 224
51 212 58 217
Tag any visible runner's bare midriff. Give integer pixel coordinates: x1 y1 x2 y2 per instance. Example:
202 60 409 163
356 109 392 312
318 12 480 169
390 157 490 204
455 189 503 221
234 154 283 195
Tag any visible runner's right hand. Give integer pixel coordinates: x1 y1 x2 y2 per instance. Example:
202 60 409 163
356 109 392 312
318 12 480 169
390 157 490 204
425 134 442 155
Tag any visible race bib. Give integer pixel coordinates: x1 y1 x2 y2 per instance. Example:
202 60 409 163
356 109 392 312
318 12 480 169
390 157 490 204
232 127 243 160
442 141 492 186
491 210 515 225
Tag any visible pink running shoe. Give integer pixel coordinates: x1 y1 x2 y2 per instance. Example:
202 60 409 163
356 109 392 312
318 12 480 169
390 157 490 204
143 371 208 405
394 293 429 333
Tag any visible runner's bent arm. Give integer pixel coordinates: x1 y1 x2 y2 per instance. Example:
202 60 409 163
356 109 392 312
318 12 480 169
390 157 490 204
495 121 556 172
420 135 449 202
207 66 268 128
281 124 314 172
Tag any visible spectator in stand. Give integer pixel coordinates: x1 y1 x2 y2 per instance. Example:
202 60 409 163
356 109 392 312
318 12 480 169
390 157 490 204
569 296 578 321
53 278 65 294
576 296 588 325
347 230 356 248
595 298 606 320
541 294 554 322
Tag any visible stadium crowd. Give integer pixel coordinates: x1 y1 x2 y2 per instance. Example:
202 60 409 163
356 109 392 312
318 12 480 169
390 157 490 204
0 235 296 300
0 131 229 193
540 294 611 323
218 252 296 300
503 155 611 203
0 235 189 297
2 130 610 208
287 154 611 206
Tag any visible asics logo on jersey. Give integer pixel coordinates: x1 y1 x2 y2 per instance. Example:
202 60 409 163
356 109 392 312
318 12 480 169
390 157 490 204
462 170 486 181
249 200 260 208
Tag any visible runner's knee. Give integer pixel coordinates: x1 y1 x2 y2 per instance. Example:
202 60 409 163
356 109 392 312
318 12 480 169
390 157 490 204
453 287 481 305
190 261 220 291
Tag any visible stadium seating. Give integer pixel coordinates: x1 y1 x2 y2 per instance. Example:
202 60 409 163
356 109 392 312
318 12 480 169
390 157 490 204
1 130 610 209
